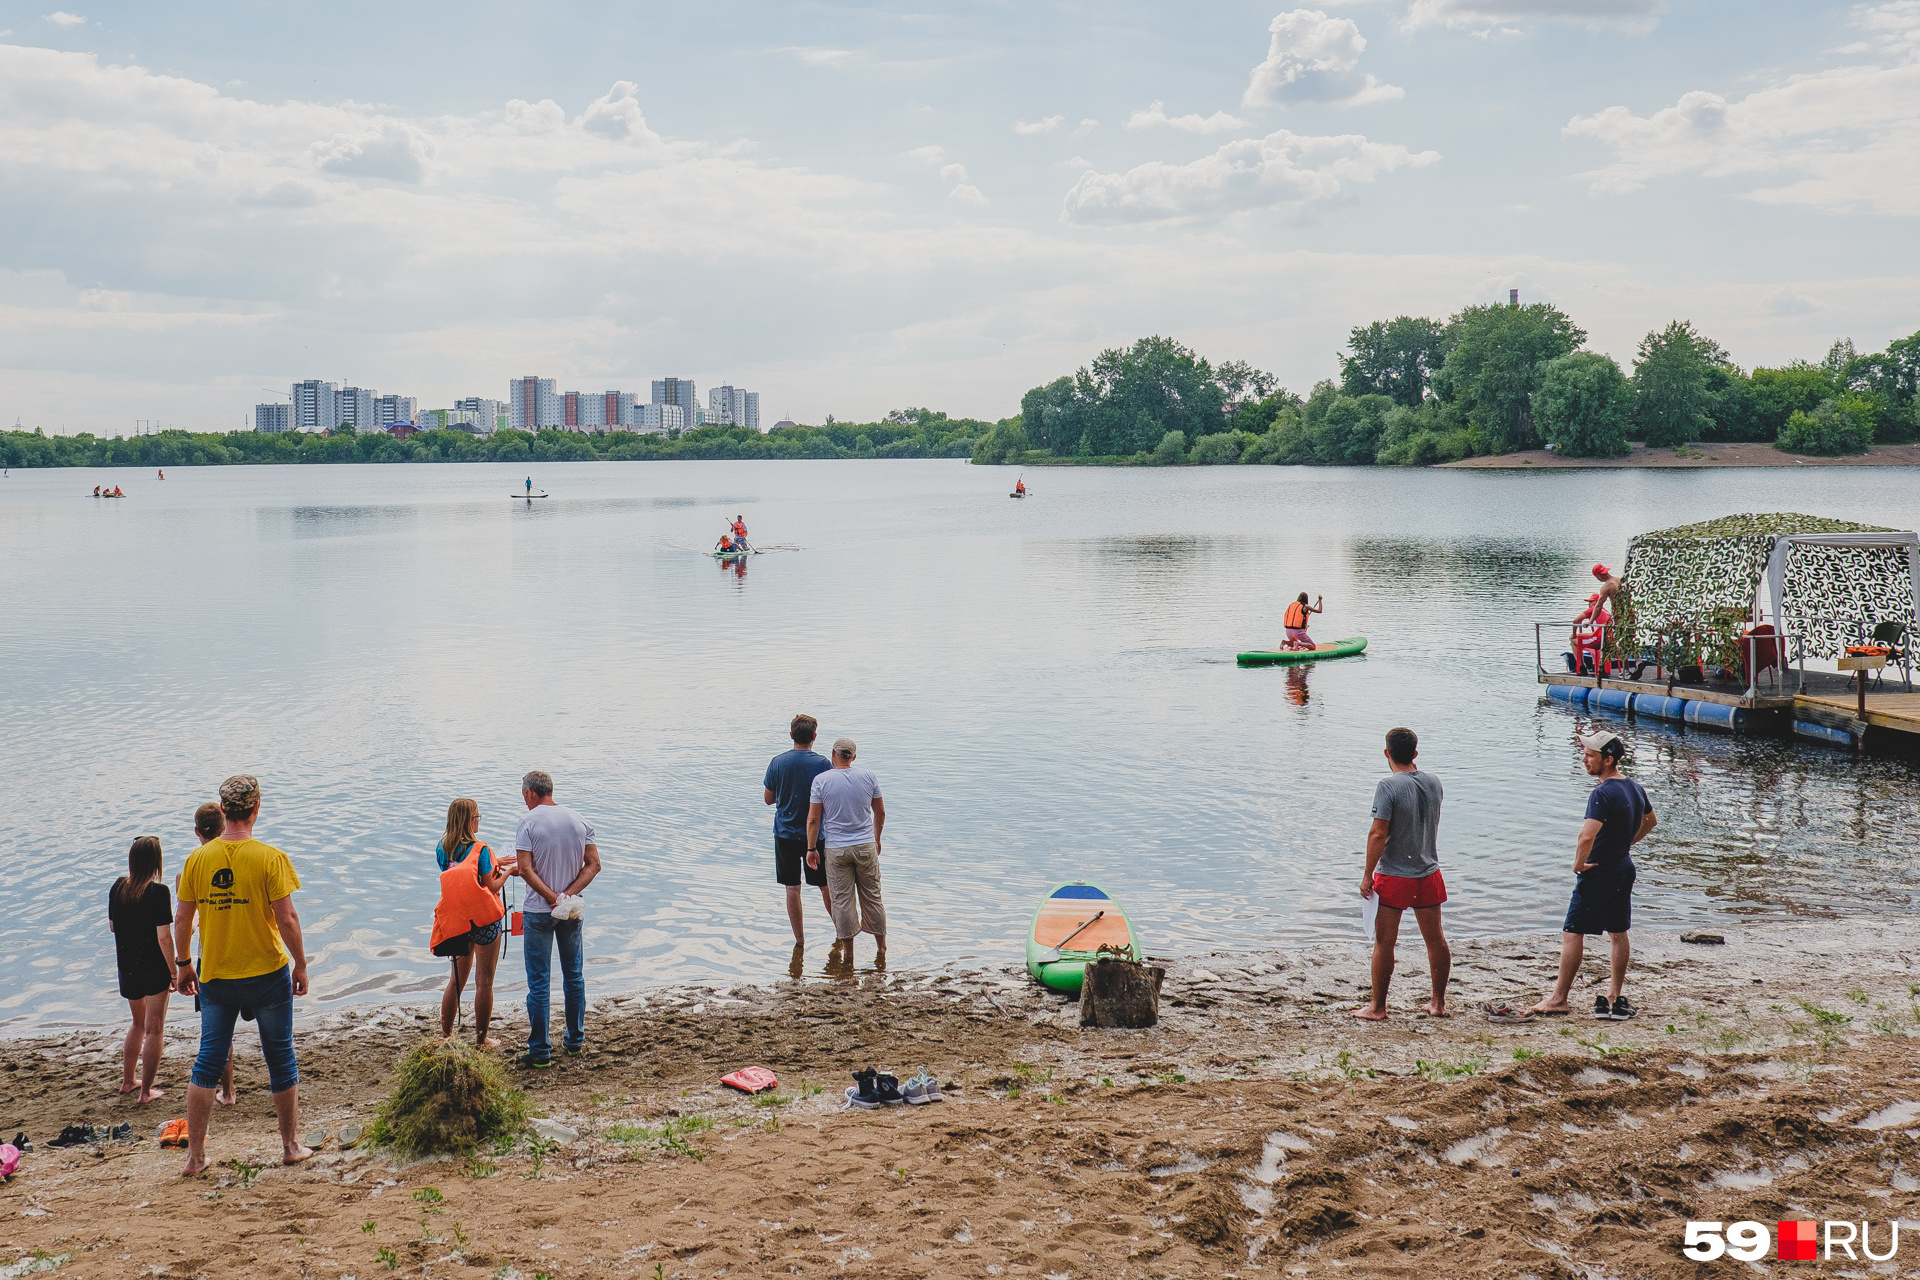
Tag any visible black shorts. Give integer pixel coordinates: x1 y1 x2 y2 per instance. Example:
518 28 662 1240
775 835 826 887
1564 862 1635 935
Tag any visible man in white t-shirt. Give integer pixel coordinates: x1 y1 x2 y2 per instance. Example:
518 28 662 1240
512 770 600 1068
806 738 887 967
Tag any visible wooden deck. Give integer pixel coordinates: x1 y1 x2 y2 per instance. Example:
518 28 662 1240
1792 691 1920 737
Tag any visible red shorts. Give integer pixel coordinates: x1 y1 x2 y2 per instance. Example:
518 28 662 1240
1372 869 1447 911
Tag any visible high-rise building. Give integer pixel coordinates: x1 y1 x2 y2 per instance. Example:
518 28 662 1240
339 386 377 431
634 403 683 432
742 391 760 432
453 398 506 435
509 377 560 430
290 380 339 433
375 394 417 428
254 403 292 433
651 377 697 427
706 385 761 431
603 391 638 427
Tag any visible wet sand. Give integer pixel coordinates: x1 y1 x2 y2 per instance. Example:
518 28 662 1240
1443 441 1920 469
4 918 1919 1278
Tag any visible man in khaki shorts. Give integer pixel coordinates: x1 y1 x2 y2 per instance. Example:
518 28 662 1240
806 738 887 967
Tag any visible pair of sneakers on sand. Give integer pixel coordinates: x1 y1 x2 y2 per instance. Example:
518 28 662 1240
844 1067 944 1110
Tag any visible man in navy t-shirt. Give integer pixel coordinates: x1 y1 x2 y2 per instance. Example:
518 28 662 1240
1530 729 1657 1022
763 714 833 947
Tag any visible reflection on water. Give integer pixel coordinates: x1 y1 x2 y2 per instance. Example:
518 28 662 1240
0 460 1916 1030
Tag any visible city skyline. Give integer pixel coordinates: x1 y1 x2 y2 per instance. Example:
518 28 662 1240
3 3 1917 436
256 374 763 436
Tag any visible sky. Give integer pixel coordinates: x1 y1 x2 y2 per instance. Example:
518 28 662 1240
1 0 1917 434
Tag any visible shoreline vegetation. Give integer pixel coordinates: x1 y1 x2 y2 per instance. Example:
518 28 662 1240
4 918 1918 1275
8 310 1916 473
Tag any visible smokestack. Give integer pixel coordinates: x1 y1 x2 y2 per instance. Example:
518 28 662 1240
1509 288 1519 307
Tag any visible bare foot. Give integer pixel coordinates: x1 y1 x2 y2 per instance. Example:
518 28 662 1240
180 1156 209 1177
138 1086 167 1104
477 1036 502 1049
1528 1002 1570 1015
1350 1006 1389 1021
1418 1002 1451 1018
283 1144 315 1166
118 1082 138 1095
217 1087 237 1106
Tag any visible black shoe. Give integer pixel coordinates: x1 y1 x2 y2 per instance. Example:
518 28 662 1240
515 1052 552 1070
1591 996 1612 1019
850 1068 882 1107
563 1044 584 1058
47 1124 93 1148
874 1073 904 1105
10 1132 29 1153
1609 996 1638 1021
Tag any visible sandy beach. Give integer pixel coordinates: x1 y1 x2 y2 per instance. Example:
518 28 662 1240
1443 442 1920 469
4 918 1919 1278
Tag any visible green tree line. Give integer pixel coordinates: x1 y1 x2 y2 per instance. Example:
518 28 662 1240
991 313 1920 467
0 409 1003 469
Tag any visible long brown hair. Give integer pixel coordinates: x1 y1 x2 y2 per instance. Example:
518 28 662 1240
114 836 163 909
441 798 479 865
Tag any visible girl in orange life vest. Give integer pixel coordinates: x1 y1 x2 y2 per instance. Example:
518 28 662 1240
1284 593 1323 650
432 798 515 1047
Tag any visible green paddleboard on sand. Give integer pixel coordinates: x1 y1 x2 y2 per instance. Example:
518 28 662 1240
1236 636 1368 667
1026 882 1139 995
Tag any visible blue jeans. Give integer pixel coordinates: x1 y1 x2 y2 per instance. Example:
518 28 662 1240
521 913 584 1060
193 965 298 1093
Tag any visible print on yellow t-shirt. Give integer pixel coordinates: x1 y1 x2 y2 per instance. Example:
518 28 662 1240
178 838 302 981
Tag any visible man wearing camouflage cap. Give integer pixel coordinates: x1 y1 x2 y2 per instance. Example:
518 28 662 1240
173 774 312 1175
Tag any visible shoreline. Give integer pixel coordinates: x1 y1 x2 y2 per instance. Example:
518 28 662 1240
5 918 1919 1276
1443 441 1920 469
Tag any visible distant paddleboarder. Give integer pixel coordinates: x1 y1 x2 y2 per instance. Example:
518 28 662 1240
1283 593 1323 650
524 476 533 496
731 515 750 551
1014 477 1026 496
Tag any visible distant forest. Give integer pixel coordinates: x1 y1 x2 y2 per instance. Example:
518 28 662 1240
0 412 1003 469
7 306 1915 469
982 314 1920 466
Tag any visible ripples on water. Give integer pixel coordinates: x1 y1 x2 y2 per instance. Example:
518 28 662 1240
1 461 1915 1030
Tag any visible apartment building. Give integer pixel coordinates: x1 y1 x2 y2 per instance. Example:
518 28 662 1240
509 377 560 430
254 403 292 433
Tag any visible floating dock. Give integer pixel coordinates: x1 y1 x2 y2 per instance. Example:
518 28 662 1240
1540 670 1920 751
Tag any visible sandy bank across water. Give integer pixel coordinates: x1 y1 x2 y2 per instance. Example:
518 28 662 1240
1442 441 1920 469
3 918 1920 1277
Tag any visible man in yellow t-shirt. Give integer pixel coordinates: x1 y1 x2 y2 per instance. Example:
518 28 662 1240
172 774 313 1176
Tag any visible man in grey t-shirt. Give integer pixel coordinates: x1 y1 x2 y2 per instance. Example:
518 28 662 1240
806 737 886 969
1352 727 1452 1021
512 770 600 1068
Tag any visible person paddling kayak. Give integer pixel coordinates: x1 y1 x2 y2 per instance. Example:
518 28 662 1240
1283 593 1323 650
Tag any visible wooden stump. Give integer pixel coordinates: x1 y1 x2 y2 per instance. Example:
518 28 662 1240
1080 957 1165 1029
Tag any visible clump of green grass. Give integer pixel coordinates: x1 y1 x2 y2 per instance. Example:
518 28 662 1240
369 1040 529 1157
1512 1047 1542 1061
1799 1001 1852 1028
1414 1056 1489 1081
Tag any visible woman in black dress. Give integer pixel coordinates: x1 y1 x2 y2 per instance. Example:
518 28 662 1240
109 836 175 1104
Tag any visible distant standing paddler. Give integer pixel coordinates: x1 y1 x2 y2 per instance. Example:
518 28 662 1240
1283 593 1323 650
1014 478 1026 496
524 476 533 496
731 515 750 551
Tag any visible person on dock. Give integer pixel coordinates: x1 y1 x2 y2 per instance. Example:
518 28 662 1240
172 774 312 1175
1571 592 1612 676
1352 727 1450 1021
513 770 600 1068
807 738 887 969
764 714 834 951
1529 730 1655 1021
433 798 513 1047
185 803 237 1108
1283 592 1322 650
109 836 174 1104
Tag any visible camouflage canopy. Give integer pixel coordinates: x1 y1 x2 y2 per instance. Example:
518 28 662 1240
1617 512 1920 666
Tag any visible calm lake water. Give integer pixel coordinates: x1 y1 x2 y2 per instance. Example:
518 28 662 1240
2 460 1916 1031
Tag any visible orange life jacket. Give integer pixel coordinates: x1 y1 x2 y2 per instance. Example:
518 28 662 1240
430 843 505 950
733 521 746 536
1284 600 1308 629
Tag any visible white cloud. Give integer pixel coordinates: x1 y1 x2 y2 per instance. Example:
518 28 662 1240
939 162 969 183
906 144 944 164
1563 4 1920 215
1061 127 1438 224
1402 0 1664 32
1125 100 1250 134
43 11 85 26
575 81 660 145
1764 289 1823 317
1244 10 1404 108
783 46 858 67
1073 118 1098 137
1014 115 1064 135
312 121 433 182
949 183 987 204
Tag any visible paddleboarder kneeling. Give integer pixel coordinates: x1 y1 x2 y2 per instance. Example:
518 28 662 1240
1353 727 1450 1021
1283 593 1322 650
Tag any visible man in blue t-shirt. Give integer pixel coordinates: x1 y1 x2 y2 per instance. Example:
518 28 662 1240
1530 729 1657 1022
763 714 833 947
